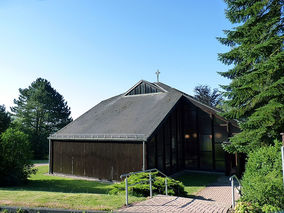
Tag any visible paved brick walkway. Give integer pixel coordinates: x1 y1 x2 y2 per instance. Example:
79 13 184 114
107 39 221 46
118 175 240 213
196 176 240 208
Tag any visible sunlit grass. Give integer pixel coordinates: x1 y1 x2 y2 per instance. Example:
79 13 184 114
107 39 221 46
0 165 144 211
0 166 221 211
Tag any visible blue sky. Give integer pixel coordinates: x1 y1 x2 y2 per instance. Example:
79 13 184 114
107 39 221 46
0 0 233 119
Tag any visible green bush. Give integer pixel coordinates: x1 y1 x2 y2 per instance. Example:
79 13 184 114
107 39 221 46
240 140 284 209
235 202 261 213
109 172 187 197
235 202 281 213
0 128 36 186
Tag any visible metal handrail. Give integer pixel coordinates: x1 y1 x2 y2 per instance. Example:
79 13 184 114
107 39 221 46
229 175 241 187
229 175 242 209
120 168 167 178
120 168 169 206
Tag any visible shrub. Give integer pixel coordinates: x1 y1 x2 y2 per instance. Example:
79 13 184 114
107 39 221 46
109 171 187 197
240 140 284 209
0 128 36 186
261 204 282 213
235 202 261 213
235 202 281 213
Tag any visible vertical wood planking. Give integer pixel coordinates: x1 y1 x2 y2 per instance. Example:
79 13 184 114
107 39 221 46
52 140 143 180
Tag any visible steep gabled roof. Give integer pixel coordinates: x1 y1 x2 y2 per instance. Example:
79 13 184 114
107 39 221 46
49 80 238 142
49 80 182 141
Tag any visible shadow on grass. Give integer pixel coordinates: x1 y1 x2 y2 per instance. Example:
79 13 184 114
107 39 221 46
31 159 49 164
174 173 222 188
0 179 112 194
173 172 225 198
0 165 114 194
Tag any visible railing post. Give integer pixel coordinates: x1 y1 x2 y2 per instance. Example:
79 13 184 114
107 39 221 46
125 177 128 206
165 177 168 196
230 177 235 208
149 173 152 198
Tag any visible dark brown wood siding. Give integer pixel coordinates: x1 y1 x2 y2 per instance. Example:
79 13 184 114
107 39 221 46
51 140 143 180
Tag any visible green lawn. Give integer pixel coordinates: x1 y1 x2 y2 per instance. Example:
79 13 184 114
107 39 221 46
31 160 49 164
0 166 220 211
0 166 144 211
174 172 220 196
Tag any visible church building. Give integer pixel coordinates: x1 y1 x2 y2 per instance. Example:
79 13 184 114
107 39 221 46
48 80 241 180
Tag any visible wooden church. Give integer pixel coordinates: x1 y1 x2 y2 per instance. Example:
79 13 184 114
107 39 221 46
49 80 241 180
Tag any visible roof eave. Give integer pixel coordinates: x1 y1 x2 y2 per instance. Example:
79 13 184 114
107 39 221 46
48 134 147 142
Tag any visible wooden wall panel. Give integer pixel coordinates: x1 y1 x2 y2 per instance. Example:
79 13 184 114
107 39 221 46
52 140 143 180
62 141 72 174
53 141 62 173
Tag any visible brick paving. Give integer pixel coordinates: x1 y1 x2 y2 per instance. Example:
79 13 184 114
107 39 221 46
196 176 240 208
118 175 240 213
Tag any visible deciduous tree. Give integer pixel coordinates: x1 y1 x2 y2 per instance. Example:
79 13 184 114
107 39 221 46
0 128 36 186
193 85 223 107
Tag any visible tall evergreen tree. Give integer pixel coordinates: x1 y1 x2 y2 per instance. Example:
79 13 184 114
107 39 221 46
193 85 223 107
218 0 284 153
0 105 11 134
12 78 72 158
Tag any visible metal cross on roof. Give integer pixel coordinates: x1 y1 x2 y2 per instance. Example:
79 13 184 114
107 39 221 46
155 69 160 82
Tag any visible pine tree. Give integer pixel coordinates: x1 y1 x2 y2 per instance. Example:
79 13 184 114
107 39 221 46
218 0 284 153
12 78 72 158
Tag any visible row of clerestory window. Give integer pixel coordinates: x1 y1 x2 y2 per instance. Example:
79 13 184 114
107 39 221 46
126 82 162 96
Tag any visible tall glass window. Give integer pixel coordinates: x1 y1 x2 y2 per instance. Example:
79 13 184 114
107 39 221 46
198 110 213 170
171 113 177 171
157 130 164 172
147 137 156 169
214 118 227 171
183 103 199 169
165 121 171 171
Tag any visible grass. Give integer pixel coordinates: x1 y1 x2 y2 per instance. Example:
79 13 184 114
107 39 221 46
174 172 221 196
0 166 144 211
0 166 221 211
31 160 49 164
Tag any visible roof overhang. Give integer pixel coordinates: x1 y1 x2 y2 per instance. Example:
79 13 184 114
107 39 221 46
48 133 147 142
